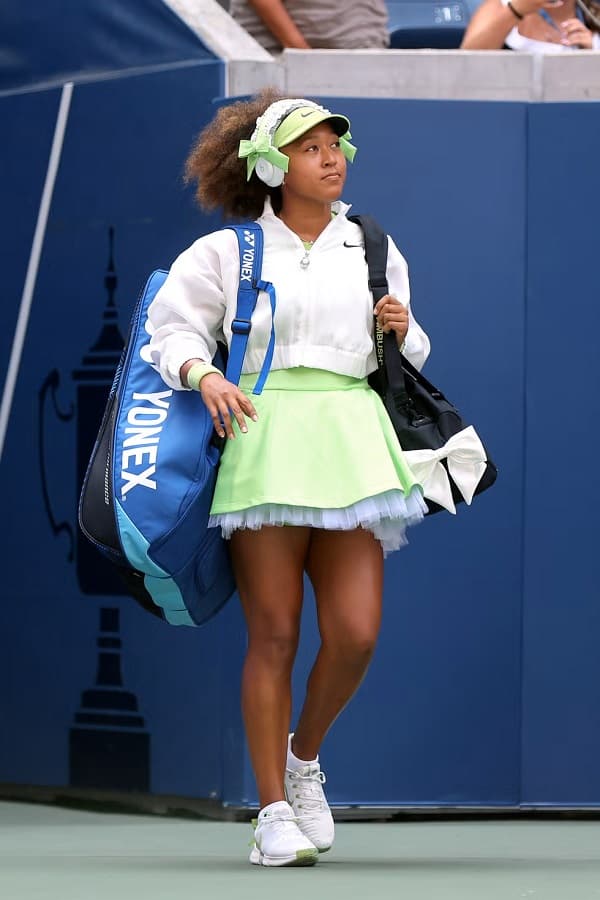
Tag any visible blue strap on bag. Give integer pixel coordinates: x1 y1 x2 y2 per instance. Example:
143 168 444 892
225 223 276 394
79 222 274 626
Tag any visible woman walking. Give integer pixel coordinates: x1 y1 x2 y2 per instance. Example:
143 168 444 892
146 90 430 867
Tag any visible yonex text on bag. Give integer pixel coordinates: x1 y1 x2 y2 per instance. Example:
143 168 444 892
79 224 272 626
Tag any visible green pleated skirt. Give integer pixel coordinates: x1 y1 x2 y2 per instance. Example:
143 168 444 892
208 368 425 554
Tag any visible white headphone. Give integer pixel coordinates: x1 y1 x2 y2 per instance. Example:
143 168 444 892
255 155 285 188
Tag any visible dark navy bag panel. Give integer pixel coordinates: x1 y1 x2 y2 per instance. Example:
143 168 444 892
79 388 124 561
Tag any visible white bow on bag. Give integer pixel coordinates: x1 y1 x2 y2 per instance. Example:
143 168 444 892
403 425 488 515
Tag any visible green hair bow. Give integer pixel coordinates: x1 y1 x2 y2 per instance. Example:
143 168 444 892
339 132 357 163
238 132 290 181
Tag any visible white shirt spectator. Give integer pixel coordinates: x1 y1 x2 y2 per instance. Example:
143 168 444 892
505 23 600 48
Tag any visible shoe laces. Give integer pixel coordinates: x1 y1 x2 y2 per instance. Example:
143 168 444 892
287 765 327 812
250 815 308 846
255 811 303 837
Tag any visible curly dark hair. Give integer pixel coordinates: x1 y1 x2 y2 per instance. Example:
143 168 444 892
184 87 291 221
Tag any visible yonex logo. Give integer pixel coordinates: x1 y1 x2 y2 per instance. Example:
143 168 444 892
120 390 173 498
240 229 255 283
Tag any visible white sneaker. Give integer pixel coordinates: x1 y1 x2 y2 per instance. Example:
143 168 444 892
284 755 335 853
249 800 319 867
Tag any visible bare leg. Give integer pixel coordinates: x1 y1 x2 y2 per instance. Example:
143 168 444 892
291 528 384 762
230 525 311 809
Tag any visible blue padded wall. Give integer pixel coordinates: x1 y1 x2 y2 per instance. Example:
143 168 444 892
521 104 600 806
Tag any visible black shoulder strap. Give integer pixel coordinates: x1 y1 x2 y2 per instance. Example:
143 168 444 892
348 214 389 303
348 214 408 404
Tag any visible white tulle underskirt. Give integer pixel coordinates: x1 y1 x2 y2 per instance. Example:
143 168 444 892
208 488 426 556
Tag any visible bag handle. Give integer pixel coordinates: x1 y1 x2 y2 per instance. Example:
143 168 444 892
224 223 276 395
348 214 410 412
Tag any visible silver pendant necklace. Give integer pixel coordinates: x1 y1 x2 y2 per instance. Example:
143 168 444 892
300 240 314 270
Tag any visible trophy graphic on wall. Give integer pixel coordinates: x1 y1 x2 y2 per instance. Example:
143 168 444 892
70 606 150 791
39 227 151 792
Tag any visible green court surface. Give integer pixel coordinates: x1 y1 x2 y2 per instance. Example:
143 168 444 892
2 801 600 900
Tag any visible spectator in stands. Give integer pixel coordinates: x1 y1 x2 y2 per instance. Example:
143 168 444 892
461 0 600 50
229 0 389 52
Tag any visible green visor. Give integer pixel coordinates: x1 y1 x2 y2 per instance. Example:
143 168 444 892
273 106 351 148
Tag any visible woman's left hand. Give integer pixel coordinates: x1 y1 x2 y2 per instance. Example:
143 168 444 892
373 294 409 346
561 18 594 48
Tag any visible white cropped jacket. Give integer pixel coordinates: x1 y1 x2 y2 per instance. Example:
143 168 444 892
144 199 430 389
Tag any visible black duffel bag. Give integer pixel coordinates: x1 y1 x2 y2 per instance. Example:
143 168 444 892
351 214 497 515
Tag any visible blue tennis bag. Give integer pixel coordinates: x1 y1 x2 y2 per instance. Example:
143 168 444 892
78 223 275 626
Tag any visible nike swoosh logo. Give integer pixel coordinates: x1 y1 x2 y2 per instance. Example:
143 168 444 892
300 110 315 117
343 241 363 248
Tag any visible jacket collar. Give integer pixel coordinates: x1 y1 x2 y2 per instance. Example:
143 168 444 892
258 196 351 225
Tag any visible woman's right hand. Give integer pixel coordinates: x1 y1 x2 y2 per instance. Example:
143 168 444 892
200 374 258 440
